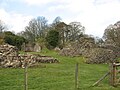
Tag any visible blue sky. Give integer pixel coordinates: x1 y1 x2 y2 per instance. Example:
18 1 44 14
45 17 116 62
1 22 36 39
0 0 120 37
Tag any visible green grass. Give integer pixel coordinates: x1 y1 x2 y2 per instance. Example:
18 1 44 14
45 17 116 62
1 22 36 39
0 49 120 90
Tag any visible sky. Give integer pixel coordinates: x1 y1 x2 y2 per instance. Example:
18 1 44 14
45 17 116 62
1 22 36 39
0 0 120 37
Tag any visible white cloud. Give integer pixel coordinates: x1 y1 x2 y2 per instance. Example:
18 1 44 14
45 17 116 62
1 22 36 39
0 8 33 33
62 0 120 37
23 0 71 5
94 0 119 5
1 0 120 37
83 0 120 37
23 0 56 5
0 8 11 26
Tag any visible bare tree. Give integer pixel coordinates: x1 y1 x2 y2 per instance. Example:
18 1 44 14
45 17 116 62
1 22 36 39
103 21 120 47
0 20 7 44
20 16 48 42
68 22 85 41
0 20 6 32
54 22 69 46
52 16 62 26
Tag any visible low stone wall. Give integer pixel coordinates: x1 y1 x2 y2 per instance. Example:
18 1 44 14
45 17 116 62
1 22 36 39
20 54 59 68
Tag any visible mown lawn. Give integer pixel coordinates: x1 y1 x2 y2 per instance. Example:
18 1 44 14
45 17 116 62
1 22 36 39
0 49 120 90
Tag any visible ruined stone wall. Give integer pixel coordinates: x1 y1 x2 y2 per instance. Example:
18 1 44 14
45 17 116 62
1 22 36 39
84 48 116 64
59 39 120 64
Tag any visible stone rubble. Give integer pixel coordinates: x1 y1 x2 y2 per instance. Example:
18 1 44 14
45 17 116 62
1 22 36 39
84 48 116 64
59 36 96 57
59 38 120 64
0 44 59 68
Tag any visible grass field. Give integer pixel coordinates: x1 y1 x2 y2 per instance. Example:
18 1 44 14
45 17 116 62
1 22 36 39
0 49 120 90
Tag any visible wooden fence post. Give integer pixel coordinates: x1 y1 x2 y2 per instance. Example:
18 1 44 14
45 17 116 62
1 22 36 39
110 63 113 86
24 62 28 90
113 63 117 86
75 63 79 90
110 63 117 86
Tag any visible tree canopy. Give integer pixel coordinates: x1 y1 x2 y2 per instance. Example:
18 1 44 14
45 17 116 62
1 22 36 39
19 16 48 42
46 30 59 49
103 21 120 47
4 16 120 50
4 31 27 50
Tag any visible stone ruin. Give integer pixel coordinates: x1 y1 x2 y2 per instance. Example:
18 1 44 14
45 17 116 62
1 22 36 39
60 43 120 64
59 36 120 64
84 44 120 64
59 36 96 57
100 44 120 58
0 44 59 68
22 43 42 52
84 48 116 64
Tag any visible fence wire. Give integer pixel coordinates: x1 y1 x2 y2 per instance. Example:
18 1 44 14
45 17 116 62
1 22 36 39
0 65 77 90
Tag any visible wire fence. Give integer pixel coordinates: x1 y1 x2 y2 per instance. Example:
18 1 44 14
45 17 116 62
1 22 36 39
0 68 24 90
0 63 79 90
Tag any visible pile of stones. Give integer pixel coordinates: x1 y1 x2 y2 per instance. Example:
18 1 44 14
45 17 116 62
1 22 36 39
84 44 120 64
0 44 20 68
59 36 96 57
59 47 81 57
0 44 59 68
100 44 120 58
84 48 116 64
59 36 120 64
20 54 59 68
